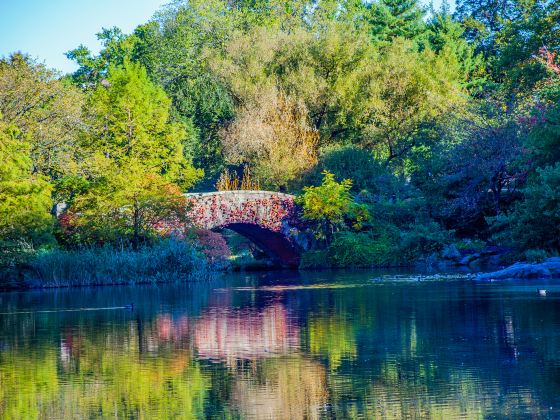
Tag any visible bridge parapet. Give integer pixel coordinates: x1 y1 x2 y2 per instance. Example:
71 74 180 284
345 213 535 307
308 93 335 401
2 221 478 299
185 191 296 232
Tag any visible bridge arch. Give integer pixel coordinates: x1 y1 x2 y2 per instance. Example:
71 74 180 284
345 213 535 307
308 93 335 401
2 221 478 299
185 191 301 267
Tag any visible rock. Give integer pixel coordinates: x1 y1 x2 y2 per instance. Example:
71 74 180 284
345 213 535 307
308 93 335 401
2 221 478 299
442 244 461 261
477 260 560 280
459 253 481 266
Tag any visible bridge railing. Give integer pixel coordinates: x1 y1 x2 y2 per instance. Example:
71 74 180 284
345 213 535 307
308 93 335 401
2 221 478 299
185 190 295 199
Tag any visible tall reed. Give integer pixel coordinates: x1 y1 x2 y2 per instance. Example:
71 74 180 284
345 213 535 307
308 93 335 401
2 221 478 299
27 239 213 288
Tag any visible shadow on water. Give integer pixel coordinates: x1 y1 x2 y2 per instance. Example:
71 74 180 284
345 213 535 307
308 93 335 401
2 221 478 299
1 269 560 418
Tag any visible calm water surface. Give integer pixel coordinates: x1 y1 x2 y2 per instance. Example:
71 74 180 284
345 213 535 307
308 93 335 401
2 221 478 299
1 269 560 419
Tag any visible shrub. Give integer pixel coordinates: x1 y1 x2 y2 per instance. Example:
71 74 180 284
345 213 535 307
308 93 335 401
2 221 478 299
524 249 548 263
395 221 452 263
195 230 231 269
328 232 392 268
27 239 212 288
297 171 369 243
299 250 330 269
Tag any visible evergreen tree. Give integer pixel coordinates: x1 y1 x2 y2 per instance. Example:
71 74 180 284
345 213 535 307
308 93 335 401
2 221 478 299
63 159 190 248
85 59 202 189
426 3 485 92
366 0 427 46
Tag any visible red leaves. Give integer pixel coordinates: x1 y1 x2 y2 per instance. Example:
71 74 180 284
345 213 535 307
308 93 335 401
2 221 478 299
184 192 296 232
537 46 560 76
195 229 231 262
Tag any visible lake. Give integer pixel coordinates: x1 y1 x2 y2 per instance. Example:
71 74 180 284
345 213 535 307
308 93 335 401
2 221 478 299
1 269 560 419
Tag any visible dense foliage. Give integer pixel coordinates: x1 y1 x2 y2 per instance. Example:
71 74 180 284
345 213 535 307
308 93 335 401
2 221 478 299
2 0 560 276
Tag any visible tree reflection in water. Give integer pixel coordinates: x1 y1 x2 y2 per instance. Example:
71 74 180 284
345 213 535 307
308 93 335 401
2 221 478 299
1 273 560 418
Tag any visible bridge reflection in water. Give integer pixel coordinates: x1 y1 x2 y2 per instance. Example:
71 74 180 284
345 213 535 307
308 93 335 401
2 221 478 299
143 300 327 419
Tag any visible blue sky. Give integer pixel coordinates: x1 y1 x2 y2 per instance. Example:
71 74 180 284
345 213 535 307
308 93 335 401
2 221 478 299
1 0 451 74
0 0 167 74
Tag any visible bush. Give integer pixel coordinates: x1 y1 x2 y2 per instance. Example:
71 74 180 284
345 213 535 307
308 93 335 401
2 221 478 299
524 249 549 263
395 221 452 263
303 145 400 195
27 239 212 287
328 232 392 268
299 250 330 269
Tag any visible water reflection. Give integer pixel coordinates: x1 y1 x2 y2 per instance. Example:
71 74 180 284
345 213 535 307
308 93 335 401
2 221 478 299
193 304 300 363
232 356 327 420
0 271 560 418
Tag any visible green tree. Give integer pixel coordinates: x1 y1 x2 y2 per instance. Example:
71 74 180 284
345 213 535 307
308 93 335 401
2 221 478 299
85 59 202 189
0 121 53 265
426 4 485 92
66 27 136 87
64 159 190 249
354 38 465 166
210 22 376 149
366 0 427 46
494 163 560 252
0 53 84 178
297 171 367 243
67 2 238 177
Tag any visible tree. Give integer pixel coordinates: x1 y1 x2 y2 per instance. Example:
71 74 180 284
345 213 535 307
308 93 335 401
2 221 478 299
210 23 376 148
220 91 318 189
67 1 239 175
0 121 53 265
527 101 560 167
303 145 399 195
426 4 485 92
85 59 202 189
455 0 520 53
0 53 84 178
63 159 190 249
66 27 135 87
456 0 560 98
297 171 367 243
366 0 427 46
354 38 465 166
60 60 202 248
524 56 560 167
494 163 560 252
412 104 528 236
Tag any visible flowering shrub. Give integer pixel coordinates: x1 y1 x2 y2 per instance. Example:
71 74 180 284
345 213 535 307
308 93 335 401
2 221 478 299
195 230 231 267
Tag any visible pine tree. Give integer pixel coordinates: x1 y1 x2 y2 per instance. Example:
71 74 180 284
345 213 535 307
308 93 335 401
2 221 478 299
366 0 426 46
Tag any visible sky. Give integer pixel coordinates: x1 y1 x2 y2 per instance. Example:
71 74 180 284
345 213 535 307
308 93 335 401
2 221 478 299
0 0 168 74
1 0 451 74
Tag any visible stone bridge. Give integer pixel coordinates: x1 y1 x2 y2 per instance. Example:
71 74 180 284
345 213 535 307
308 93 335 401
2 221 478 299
185 191 303 267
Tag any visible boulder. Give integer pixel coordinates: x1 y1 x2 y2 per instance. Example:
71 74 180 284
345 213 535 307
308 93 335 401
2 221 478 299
477 258 560 280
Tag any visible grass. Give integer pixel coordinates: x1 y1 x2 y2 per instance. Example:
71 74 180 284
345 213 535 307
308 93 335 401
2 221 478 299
25 239 213 288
